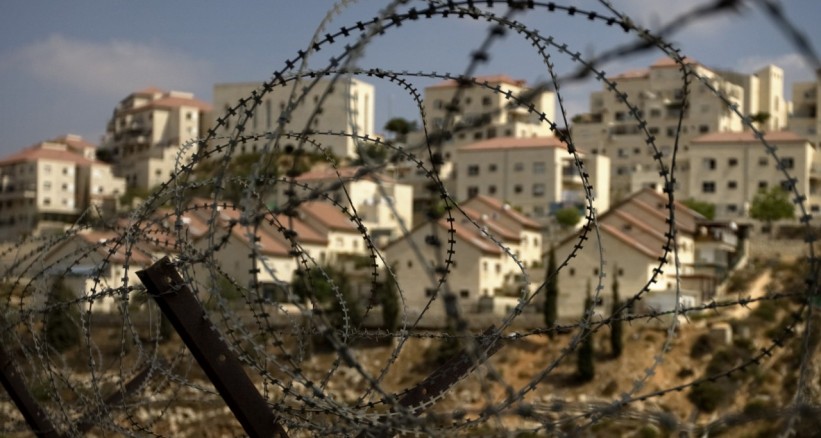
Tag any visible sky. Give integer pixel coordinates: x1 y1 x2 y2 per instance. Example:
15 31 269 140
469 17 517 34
0 0 819 156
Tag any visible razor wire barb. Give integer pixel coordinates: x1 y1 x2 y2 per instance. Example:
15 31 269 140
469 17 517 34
1 0 820 436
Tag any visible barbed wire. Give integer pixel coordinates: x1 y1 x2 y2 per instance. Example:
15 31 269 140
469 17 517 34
1 0 820 436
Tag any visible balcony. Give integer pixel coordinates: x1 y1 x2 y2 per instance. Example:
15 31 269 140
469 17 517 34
562 165 583 186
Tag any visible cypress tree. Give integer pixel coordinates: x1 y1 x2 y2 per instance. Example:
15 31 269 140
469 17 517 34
610 268 624 358
577 279 595 382
543 246 559 338
379 267 400 332
45 279 81 353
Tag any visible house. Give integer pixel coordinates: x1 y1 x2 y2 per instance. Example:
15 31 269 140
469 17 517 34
553 188 707 320
41 230 153 313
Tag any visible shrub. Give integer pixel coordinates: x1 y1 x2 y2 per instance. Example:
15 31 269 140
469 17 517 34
45 280 81 353
690 334 713 359
688 380 732 413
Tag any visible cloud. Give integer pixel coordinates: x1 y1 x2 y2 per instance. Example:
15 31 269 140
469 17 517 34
5 34 213 98
737 52 815 81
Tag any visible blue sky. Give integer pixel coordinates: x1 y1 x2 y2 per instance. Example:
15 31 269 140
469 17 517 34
0 0 819 155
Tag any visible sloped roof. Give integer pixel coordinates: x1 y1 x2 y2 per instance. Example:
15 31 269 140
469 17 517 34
440 219 503 255
0 142 107 166
293 166 394 183
428 74 527 89
299 201 359 233
264 212 329 245
458 136 565 152
76 231 153 266
213 208 291 257
468 195 543 231
609 68 650 80
459 206 521 242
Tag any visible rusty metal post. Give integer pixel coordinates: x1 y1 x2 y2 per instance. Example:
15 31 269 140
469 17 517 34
0 343 63 438
136 257 287 438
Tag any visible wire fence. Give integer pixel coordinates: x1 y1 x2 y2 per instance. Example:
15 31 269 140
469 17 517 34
1 1 820 436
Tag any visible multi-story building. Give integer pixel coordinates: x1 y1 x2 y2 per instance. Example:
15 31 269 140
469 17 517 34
0 135 125 240
99 87 211 191
210 78 375 159
688 131 820 217
789 72 820 148
454 136 610 220
397 75 557 210
572 58 788 201
272 166 413 247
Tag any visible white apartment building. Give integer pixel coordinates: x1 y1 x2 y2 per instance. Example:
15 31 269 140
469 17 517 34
99 87 212 191
572 58 788 201
0 135 125 240
455 136 610 220
384 195 545 323
688 131 820 217
397 75 557 209
272 166 413 247
210 77 375 159
789 72 820 148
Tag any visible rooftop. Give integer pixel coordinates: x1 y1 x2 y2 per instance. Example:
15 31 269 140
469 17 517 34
428 74 528 90
458 136 566 152
692 131 809 144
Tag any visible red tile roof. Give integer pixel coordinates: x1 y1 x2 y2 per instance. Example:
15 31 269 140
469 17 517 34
459 206 521 242
609 68 650 80
692 131 808 144
0 143 106 166
299 201 359 233
458 136 566 152
77 231 153 266
428 74 527 89
469 195 543 230
439 219 503 255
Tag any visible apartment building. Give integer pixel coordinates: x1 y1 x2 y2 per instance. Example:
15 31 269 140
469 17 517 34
0 135 125 240
272 166 413 247
455 136 610 220
688 131 819 217
99 87 211 191
397 75 557 209
789 72 820 148
572 58 787 201
384 195 545 322
210 77 375 159
554 188 710 320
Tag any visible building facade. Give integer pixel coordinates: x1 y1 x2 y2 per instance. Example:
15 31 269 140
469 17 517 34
572 58 788 201
0 135 125 240
688 131 820 217
455 136 610 220
789 72 820 148
210 78 375 160
99 87 212 191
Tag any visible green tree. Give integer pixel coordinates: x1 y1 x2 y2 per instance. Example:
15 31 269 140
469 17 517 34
749 111 771 126
554 207 582 229
749 186 794 236
378 268 400 332
383 117 417 143
292 266 362 328
543 246 559 338
681 198 715 220
45 279 81 353
609 269 623 358
577 279 595 382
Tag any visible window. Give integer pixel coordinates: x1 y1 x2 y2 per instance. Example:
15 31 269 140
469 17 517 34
633 148 641 155
569 268 575 276
812 205 820 213
728 158 738 167
666 127 676 137
459 290 469 298
425 288 436 297
62 167 69 175
533 162 545 174
467 186 479 197
513 184 523 194
43 164 52 174
495 263 501 274
781 157 794 169
618 148 628 158
618 268 624 276
649 127 660 135
702 181 716 193
43 181 51 191
488 185 497 195
650 108 662 118
407 260 413 268
488 164 498 172
727 204 738 213
43 197 51 206
699 125 710 133
532 183 545 197
758 181 768 189
513 162 524 172
185 112 193 120
467 165 480 176
758 157 768 166
727 180 737 189
61 183 68 191
703 158 716 170
473 132 483 140
482 96 492 106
